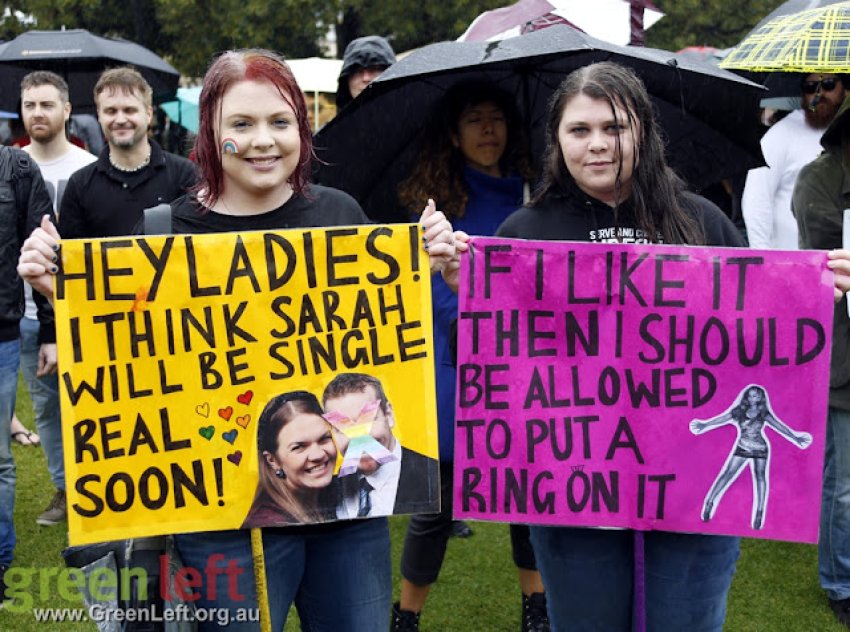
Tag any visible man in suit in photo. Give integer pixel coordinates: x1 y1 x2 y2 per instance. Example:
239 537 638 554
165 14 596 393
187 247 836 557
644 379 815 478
323 373 438 518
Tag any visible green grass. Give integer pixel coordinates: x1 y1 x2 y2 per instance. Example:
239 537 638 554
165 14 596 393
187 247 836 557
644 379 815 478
2 377 846 630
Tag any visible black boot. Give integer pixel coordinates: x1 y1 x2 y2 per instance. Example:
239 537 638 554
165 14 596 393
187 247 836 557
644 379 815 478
522 592 550 632
391 601 421 632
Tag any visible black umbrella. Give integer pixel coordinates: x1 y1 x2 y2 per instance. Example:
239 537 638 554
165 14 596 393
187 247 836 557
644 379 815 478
314 26 765 224
0 29 180 113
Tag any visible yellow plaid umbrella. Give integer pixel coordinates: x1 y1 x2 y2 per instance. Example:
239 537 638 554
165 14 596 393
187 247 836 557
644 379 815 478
721 0 850 73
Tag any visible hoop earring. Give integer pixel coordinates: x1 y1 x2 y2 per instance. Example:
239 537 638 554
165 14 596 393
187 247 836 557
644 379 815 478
275 468 286 479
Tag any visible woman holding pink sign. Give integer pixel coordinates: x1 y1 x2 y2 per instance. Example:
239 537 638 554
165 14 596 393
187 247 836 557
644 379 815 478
445 62 746 631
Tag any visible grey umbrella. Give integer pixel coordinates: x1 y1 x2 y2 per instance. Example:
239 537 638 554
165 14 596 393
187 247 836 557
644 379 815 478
0 29 179 113
314 25 765 224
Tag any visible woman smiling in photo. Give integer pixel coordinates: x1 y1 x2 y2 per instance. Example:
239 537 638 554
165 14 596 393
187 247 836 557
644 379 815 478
243 391 339 527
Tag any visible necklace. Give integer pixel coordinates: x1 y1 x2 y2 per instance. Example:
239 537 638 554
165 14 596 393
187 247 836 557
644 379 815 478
109 150 151 173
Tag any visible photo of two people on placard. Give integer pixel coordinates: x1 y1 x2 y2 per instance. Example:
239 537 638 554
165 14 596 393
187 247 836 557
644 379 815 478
241 372 439 527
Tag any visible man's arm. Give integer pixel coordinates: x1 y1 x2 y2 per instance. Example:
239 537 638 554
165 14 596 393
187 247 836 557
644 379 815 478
742 167 776 249
24 163 58 375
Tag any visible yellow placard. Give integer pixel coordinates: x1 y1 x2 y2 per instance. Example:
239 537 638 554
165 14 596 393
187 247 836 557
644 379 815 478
55 224 437 545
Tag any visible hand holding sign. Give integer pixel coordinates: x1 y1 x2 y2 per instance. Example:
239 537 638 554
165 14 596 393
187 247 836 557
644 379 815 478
442 231 471 295
419 199 456 274
828 249 850 301
18 214 61 303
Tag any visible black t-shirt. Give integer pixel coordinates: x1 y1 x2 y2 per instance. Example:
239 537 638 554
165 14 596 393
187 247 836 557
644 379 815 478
497 185 745 248
61 140 197 239
167 183 370 235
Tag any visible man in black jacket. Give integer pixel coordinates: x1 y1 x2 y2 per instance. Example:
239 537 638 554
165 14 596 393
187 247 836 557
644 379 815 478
59 67 196 239
0 147 55 600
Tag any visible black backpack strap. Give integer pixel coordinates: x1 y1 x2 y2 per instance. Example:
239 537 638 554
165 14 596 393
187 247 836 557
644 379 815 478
143 203 173 235
11 149 33 208
2 147 33 238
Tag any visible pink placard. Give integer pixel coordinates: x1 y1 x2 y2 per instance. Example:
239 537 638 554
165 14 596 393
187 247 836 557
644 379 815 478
454 237 833 543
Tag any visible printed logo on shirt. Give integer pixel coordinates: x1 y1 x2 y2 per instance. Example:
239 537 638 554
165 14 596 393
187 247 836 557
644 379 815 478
589 225 654 244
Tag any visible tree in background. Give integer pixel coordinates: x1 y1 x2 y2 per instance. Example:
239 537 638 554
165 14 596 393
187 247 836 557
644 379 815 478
647 0 783 52
335 0 504 57
1 0 788 77
155 0 334 76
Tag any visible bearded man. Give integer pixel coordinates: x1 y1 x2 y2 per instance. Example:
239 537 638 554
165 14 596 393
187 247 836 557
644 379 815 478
17 71 97 527
742 73 846 249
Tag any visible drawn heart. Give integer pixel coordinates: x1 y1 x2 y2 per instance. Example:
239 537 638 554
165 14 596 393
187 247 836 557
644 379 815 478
218 406 233 421
235 414 251 429
199 426 214 440
227 451 243 466
222 429 238 444
237 390 254 405
195 403 210 418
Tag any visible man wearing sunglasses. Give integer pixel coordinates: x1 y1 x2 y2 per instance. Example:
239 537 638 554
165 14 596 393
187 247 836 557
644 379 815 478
743 72 846 250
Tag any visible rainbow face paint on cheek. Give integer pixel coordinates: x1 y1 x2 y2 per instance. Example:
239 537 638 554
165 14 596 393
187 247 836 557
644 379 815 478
221 138 240 155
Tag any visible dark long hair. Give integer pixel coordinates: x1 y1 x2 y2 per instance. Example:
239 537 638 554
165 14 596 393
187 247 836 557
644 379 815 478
251 390 333 523
398 80 534 220
193 49 313 207
533 62 703 246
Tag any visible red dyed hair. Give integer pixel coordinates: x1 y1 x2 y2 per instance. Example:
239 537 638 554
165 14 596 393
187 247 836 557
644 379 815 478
193 49 313 207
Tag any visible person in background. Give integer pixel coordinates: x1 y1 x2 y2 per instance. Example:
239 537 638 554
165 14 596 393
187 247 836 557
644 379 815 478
69 113 105 155
19 48 456 632
743 73 846 249
392 80 548 632
793 93 850 629
0 143 55 603
14 70 97 527
335 35 396 111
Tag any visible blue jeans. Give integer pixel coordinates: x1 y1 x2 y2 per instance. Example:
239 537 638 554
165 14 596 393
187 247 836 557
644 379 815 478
19 317 63 490
175 518 391 631
820 406 850 600
0 338 20 566
529 527 739 632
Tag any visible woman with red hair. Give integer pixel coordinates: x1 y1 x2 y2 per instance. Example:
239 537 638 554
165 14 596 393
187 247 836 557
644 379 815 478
18 48 456 631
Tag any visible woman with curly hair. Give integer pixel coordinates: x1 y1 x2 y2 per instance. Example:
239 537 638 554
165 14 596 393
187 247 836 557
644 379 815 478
393 81 549 632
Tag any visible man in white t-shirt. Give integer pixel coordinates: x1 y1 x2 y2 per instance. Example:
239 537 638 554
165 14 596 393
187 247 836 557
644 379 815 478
18 71 96 527
742 73 847 249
